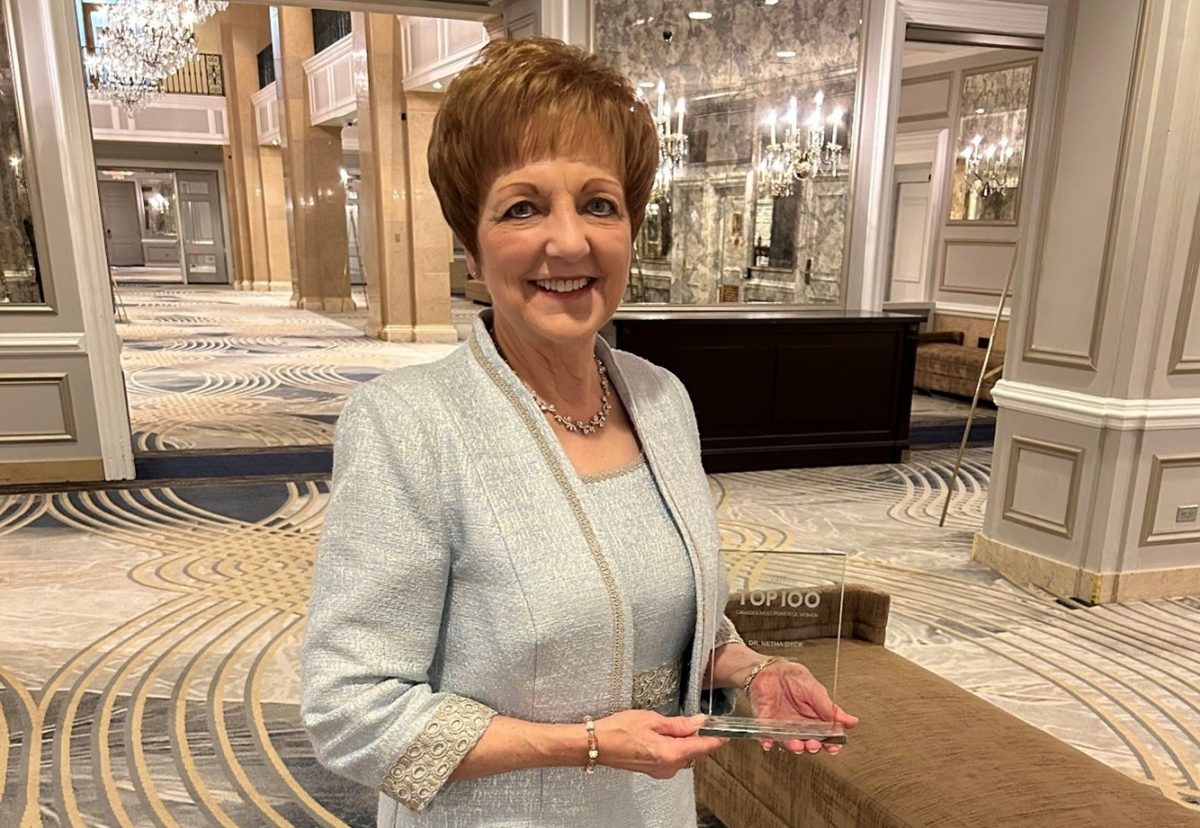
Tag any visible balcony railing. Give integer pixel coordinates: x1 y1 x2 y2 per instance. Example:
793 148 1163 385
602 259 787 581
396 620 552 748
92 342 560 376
162 53 225 96
83 51 225 97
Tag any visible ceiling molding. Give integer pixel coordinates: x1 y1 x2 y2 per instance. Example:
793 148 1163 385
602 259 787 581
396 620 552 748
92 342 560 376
898 0 1048 37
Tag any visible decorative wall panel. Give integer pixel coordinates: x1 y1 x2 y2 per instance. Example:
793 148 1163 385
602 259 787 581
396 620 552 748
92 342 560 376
938 239 1015 296
1141 455 1200 545
898 73 951 123
0 374 75 443
1003 436 1084 538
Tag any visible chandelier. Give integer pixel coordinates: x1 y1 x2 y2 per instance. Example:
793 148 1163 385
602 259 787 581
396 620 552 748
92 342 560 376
86 0 228 114
756 91 844 198
961 134 1016 200
643 80 687 202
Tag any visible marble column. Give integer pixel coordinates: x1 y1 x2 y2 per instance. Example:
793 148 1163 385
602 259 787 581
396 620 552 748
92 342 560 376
353 13 455 343
975 0 1200 602
218 6 271 290
272 6 354 312
257 146 293 290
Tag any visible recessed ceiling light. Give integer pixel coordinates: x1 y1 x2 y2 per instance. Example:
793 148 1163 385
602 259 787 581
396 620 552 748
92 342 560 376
764 0 779 4
688 10 713 20
975 107 985 114
776 49 797 58
432 81 444 89
639 81 656 88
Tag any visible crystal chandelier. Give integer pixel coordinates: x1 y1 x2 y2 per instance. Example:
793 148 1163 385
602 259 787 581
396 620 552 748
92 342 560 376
961 134 1016 199
86 0 229 114
756 91 844 198
643 80 687 202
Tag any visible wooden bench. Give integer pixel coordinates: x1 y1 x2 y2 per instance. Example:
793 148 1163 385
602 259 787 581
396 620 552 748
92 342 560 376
697 587 1200 827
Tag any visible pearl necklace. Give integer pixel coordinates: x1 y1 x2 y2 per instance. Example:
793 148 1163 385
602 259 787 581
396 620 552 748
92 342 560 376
524 356 613 436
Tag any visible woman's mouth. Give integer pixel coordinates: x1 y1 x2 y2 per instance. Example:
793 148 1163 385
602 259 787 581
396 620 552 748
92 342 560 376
532 277 596 296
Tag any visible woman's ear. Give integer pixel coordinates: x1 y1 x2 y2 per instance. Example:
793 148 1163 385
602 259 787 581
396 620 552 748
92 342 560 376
465 250 479 279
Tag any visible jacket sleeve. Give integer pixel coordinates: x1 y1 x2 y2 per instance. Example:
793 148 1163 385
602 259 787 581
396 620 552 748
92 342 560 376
301 381 496 812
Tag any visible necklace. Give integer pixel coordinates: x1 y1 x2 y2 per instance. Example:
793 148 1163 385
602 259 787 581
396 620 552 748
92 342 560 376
524 356 613 436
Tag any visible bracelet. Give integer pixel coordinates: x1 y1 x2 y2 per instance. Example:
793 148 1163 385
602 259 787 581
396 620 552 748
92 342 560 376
584 717 599 774
741 656 785 694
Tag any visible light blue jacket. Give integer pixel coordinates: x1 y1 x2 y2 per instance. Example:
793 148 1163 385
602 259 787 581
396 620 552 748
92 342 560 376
302 312 738 826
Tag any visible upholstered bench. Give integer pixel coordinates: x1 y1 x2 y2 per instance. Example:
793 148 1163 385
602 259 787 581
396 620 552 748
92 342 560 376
697 587 1200 827
914 330 1004 400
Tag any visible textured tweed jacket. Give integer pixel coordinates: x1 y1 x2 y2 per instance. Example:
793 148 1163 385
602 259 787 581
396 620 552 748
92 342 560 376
302 312 739 826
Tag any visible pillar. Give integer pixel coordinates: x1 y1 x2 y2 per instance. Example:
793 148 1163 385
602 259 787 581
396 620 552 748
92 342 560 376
218 6 271 289
258 146 292 289
353 13 455 342
975 0 1200 602
272 6 353 311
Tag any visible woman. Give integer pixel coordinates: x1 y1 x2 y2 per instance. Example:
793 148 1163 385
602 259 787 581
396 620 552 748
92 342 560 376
302 37 856 827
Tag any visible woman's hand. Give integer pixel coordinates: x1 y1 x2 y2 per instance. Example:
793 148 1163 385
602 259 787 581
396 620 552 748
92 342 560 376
593 711 727 779
747 660 858 756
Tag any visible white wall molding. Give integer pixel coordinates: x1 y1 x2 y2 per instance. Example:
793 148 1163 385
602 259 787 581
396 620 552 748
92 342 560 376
252 82 281 145
899 0 1047 35
0 332 87 353
936 301 1011 320
992 379 1200 431
88 92 228 145
303 34 357 126
400 17 487 91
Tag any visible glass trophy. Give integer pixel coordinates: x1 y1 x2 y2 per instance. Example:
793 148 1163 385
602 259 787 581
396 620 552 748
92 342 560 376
699 549 848 745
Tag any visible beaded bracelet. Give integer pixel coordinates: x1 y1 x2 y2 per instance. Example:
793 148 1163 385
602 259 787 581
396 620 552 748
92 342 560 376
742 656 785 694
584 717 599 774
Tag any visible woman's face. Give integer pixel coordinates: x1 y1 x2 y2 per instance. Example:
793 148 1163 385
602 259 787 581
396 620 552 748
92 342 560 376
470 157 631 349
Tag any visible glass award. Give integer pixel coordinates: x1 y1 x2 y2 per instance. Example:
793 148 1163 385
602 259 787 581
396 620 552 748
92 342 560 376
699 549 848 745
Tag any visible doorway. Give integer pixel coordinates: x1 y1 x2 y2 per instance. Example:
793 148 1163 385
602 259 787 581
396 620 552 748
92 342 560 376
97 179 145 267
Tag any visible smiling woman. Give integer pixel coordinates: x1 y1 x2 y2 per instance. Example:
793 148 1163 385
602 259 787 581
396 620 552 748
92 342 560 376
301 37 852 828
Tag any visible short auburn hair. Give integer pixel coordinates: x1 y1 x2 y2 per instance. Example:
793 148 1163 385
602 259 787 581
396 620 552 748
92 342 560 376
428 37 659 259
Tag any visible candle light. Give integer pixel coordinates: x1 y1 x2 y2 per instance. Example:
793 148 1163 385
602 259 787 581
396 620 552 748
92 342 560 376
829 107 844 146
656 79 666 121
786 96 797 131
766 108 777 145
675 97 685 136
813 90 824 125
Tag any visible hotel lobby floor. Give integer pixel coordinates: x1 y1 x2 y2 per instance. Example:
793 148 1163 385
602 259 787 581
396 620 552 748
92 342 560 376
116 285 988 455
1 449 1198 825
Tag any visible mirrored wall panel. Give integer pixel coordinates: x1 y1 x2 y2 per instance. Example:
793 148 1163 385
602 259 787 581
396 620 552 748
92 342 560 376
0 2 45 305
597 1 861 305
950 60 1034 223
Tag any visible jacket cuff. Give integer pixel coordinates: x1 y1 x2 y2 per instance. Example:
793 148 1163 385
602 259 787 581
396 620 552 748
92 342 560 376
715 614 743 648
379 695 497 812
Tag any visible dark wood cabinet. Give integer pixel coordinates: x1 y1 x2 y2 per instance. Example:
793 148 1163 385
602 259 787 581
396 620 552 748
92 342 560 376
604 308 921 472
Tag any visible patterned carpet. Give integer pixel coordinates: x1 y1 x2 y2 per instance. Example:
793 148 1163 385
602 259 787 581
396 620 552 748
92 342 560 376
2 450 1199 825
117 287 469 452
116 286 986 454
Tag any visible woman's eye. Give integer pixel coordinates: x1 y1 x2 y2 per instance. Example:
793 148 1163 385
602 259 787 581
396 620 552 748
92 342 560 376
504 201 536 219
586 197 617 217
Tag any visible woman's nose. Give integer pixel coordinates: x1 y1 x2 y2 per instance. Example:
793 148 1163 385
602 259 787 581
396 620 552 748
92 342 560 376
543 206 590 263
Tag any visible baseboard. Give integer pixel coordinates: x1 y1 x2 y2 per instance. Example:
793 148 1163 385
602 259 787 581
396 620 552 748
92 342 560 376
376 324 414 342
0 457 105 485
412 324 459 343
972 531 1200 602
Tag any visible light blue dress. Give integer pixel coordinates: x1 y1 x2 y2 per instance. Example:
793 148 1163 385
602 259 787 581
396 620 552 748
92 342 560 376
302 312 740 827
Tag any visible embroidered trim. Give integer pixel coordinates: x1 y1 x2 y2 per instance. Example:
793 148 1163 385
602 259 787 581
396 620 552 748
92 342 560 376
470 332 627 715
632 660 682 710
380 695 496 812
579 454 647 484
716 615 743 647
